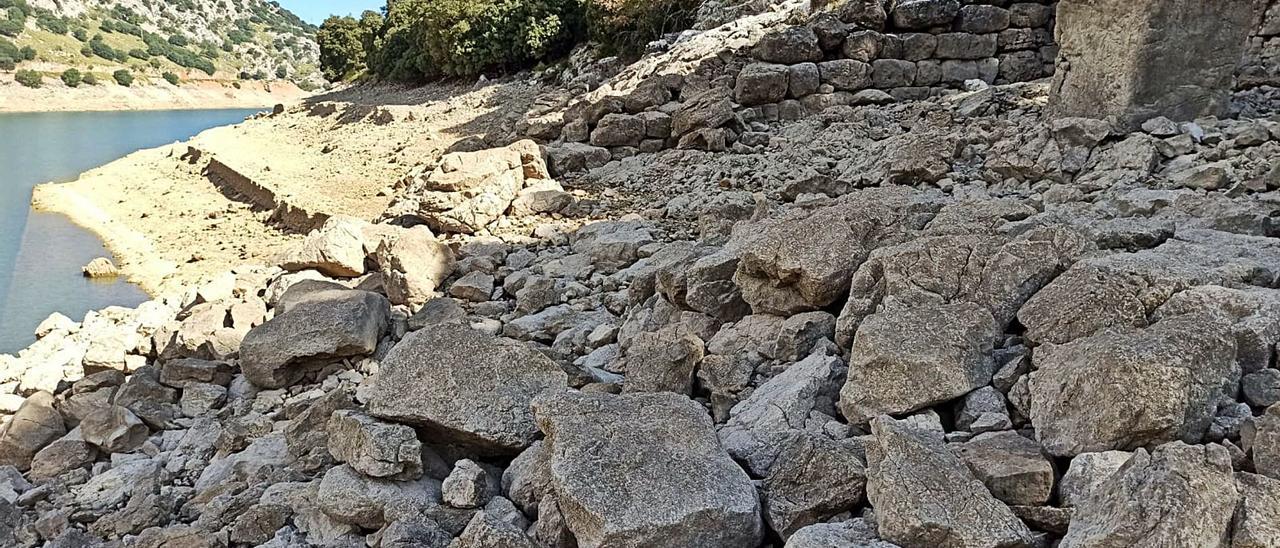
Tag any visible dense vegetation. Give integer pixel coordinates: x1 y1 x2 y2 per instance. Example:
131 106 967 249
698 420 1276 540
60 67 81 87
14 67 39 87
112 68 132 86
318 0 695 83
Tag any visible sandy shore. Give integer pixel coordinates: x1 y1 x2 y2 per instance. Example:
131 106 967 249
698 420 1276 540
0 78 311 113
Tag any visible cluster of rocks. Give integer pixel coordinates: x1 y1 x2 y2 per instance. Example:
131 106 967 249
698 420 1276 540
1241 0 1280 89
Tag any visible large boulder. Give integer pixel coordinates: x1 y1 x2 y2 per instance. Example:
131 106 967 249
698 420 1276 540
1254 403 1280 480
762 432 867 539
719 351 847 475
80 404 149 454
1232 472 1280 548
839 303 999 424
0 391 65 471
866 417 1035 548
368 324 568 455
1060 442 1238 547
1029 314 1239 457
532 391 763 548
240 289 390 388
374 226 455 308
733 188 941 315
1051 0 1256 131
279 216 375 277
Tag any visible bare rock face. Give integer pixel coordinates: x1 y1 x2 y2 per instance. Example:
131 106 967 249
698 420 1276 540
621 325 705 395
839 303 1000 424
732 188 941 315
240 289 390 389
719 351 847 475
532 391 763 548
866 417 1036 548
762 432 867 539
951 431 1055 506
1254 403 1280 480
1051 0 1256 131
327 410 423 480
784 519 897 548
1060 442 1238 547
80 404 149 454
1058 451 1133 507
1233 472 1280 548
279 216 372 278
368 324 568 455
0 391 65 471
1028 314 1239 457
373 226 456 308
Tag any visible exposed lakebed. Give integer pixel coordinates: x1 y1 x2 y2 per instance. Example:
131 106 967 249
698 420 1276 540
0 108 262 354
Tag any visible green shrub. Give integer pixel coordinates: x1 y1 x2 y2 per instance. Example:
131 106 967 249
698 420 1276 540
88 36 118 60
587 0 696 56
0 19 22 37
167 33 187 46
82 71 97 85
128 48 148 60
72 27 87 41
0 56 12 70
112 68 132 86
60 67 81 87
0 36 16 59
35 12 66 34
162 71 178 85
17 44 30 59
14 68 40 87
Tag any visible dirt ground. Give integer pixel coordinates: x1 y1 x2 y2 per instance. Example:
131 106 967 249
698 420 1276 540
29 77 546 296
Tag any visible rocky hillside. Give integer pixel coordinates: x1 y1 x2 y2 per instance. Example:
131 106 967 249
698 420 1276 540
2 0 319 87
2 0 1280 547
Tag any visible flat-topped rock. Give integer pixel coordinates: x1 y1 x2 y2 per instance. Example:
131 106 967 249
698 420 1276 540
368 323 568 455
240 288 389 389
533 391 763 548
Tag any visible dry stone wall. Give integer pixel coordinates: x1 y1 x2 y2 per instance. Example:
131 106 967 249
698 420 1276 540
1241 0 1280 88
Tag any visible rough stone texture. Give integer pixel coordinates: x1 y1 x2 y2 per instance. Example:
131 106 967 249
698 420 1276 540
1058 450 1133 508
784 519 898 548
80 404 148 453
533 391 763 548
374 226 456 308
279 216 370 277
442 459 495 509
240 288 389 388
762 432 867 539
733 188 940 315
1255 404 1280 480
1051 0 1257 131
952 431 1055 506
839 303 999 424
368 323 568 455
1233 472 1280 548
866 417 1035 548
327 410 423 480
621 326 704 395
0 391 65 472
1029 314 1239 457
1060 442 1238 548
720 351 847 475
736 63 790 106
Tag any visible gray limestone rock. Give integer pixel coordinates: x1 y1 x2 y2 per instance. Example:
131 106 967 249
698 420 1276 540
866 417 1035 548
951 431 1055 506
839 304 1000 424
763 432 867 539
533 390 763 548
368 323 568 455
1029 314 1239 457
240 289 389 389
1060 442 1238 548
1233 472 1280 548
1058 450 1133 508
328 410 423 480
0 391 65 471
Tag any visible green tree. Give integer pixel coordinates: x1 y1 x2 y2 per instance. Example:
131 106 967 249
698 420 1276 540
82 71 97 85
587 0 697 56
17 44 31 59
60 67 81 87
14 68 40 87
0 56 13 70
112 68 132 86
316 15 362 81
162 71 179 85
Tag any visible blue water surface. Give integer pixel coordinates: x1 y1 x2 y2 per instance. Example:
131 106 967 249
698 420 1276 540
0 109 262 353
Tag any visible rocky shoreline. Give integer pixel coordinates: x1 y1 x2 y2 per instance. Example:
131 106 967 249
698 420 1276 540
3 0 1280 547
0 79 310 114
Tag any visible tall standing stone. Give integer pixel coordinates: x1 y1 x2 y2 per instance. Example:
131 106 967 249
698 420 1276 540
1050 0 1256 131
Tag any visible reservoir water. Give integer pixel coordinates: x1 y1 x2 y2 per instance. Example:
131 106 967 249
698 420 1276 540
0 109 262 354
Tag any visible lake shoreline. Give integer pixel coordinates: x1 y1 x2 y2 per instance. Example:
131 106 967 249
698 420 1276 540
0 78 313 114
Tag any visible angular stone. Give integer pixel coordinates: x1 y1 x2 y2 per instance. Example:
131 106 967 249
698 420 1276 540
720 351 847 475
956 5 1010 33
159 359 233 388
1051 0 1256 131
442 459 496 509
785 519 897 548
935 33 997 60
0 392 66 471
1243 369 1280 408
672 90 735 137
590 114 645 147
316 464 446 529
1254 404 1280 480
29 428 96 480
328 410 423 480
449 272 495 303
1061 442 1238 547
285 389 355 473
762 432 867 539
1233 472 1280 548
533 391 763 548
788 63 821 98
818 59 872 91
1058 450 1133 507
736 63 790 106
839 303 999 424
952 431 1055 506
622 326 704 395
866 417 1035 548
369 324 568 455
240 289 390 389
1029 314 1239 457
279 216 372 277
375 227 456 308
890 0 960 29
754 26 823 64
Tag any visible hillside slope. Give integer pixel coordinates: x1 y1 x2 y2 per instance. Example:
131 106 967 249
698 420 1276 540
0 0 321 93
